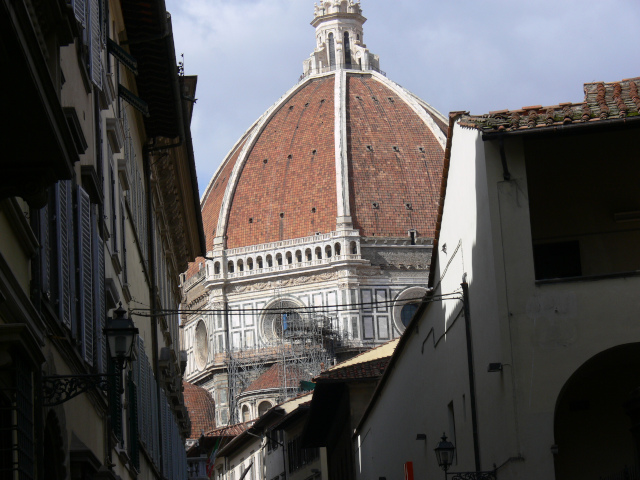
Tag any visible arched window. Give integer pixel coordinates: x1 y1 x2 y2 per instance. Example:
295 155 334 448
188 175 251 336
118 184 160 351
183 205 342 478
242 405 250 423
227 261 234 273
328 32 336 67
247 258 254 270
266 255 273 267
286 252 293 265
305 248 312 261
335 243 342 255
325 245 332 258
315 247 322 260
214 262 221 274
237 259 244 272
276 253 283 266
350 241 358 255
295 250 302 263
257 256 263 269
401 303 419 328
343 31 351 66
258 401 272 417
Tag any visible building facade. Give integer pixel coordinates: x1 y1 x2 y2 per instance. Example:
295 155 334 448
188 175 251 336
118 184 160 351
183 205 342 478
1 0 204 478
181 0 446 427
354 77 640 480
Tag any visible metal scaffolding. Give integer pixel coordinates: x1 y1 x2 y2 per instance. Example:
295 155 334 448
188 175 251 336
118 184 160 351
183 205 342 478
225 298 340 424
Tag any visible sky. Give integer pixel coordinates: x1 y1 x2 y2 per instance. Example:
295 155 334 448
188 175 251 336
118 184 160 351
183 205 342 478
164 0 640 198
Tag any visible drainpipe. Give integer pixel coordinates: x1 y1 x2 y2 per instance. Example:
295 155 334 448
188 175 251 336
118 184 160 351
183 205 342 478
461 274 481 472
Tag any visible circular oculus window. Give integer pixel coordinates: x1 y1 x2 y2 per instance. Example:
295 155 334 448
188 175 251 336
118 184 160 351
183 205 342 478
393 287 428 332
260 300 304 342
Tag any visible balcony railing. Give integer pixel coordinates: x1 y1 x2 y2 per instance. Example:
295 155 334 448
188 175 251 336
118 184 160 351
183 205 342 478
187 456 208 480
300 63 386 81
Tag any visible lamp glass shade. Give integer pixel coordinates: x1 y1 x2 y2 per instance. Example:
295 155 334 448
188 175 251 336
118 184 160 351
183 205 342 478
434 434 455 471
104 305 138 362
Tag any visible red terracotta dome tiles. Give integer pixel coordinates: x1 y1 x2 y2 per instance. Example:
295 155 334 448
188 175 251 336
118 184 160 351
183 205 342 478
225 76 337 249
183 381 216 438
346 75 444 239
186 139 247 277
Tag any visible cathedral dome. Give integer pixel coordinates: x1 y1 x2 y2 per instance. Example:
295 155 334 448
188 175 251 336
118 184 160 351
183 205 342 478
195 0 446 259
182 0 447 427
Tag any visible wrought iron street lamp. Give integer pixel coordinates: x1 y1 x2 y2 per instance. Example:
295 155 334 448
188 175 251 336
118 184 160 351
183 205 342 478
104 303 139 369
42 304 139 406
434 433 455 479
434 432 497 480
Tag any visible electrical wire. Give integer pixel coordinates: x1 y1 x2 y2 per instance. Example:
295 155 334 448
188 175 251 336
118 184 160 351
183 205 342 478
129 293 463 318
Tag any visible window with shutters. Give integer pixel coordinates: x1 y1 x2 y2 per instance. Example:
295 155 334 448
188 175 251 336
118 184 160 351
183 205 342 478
287 435 319 473
40 191 53 302
109 152 118 255
108 355 123 442
88 0 102 89
121 199 127 285
76 185 94 365
56 181 76 332
94 231 107 372
128 372 140 471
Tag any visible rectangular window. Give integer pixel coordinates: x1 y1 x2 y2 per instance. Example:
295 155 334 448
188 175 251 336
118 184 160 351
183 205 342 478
525 130 640 280
361 289 373 313
362 316 374 340
351 316 359 339
377 316 389 339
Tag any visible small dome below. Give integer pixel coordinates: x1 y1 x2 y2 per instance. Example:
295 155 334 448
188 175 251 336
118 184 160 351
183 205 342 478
183 381 216 440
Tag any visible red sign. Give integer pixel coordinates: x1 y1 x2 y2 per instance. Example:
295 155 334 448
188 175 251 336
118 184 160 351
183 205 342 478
404 461 414 480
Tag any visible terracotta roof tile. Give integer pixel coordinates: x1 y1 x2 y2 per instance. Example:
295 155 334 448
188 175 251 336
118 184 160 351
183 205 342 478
204 421 253 437
183 382 216 439
459 77 640 133
243 363 310 394
317 338 398 380
347 75 444 238
226 76 337 249
318 357 390 380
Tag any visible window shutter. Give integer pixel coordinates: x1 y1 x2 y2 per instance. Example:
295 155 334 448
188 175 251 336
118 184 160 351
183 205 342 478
128 372 140 470
94 234 106 372
57 181 74 330
77 186 94 365
121 200 127 284
108 356 123 441
72 0 86 27
40 199 51 300
88 0 102 89
151 368 159 464
161 395 168 475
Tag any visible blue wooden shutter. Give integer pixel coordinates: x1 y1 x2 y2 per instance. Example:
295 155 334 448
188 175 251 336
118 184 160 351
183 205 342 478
94 226 106 372
128 372 140 470
77 186 94 365
57 181 75 330
40 199 51 300
88 0 102 89
72 0 86 27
